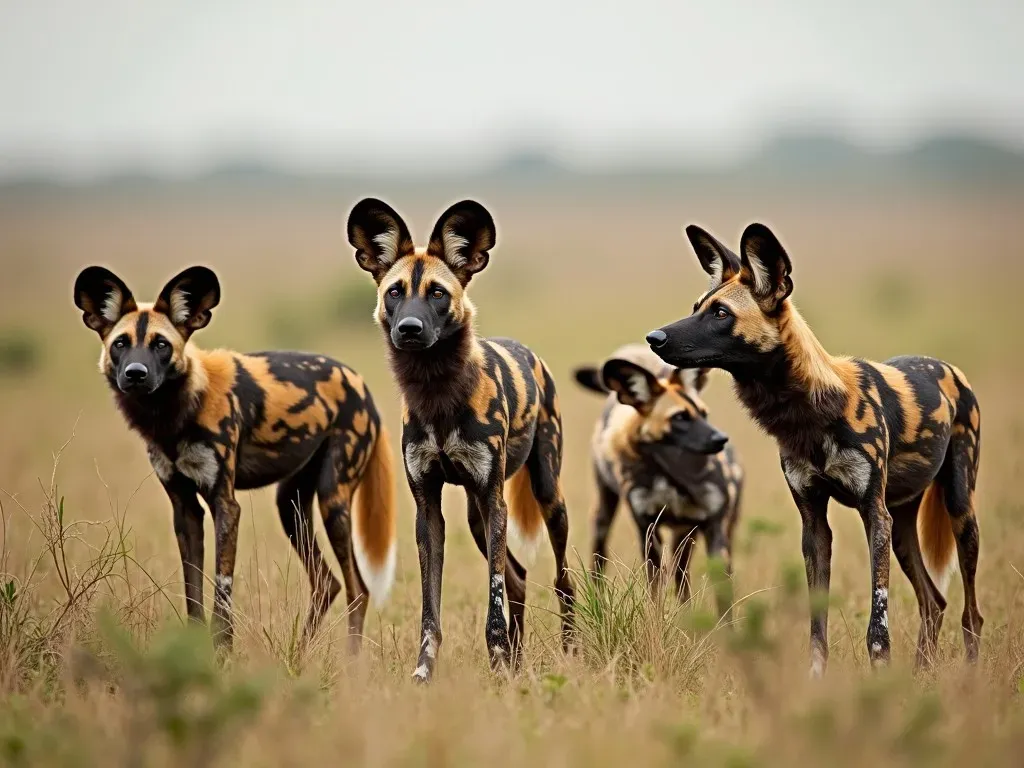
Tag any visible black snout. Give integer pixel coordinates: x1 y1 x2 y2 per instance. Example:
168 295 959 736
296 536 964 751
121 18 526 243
397 317 424 338
646 329 667 348
124 362 148 383
707 430 729 454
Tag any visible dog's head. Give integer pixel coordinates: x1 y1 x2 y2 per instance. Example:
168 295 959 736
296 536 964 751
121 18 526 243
74 266 219 396
647 223 794 374
601 358 727 456
347 198 495 352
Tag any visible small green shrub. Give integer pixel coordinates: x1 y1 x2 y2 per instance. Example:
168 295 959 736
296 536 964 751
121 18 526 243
0 330 40 378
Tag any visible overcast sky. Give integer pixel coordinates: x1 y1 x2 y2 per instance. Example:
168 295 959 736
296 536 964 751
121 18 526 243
1 0 1021 179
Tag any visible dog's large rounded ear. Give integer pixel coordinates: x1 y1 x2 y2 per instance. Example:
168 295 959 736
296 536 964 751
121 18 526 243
154 266 221 339
739 223 793 309
573 365 608 394
428 200 496 284
685 225 741 291
73 266 137 337
346 198 414 283
669 366 711 394
601 358 663 413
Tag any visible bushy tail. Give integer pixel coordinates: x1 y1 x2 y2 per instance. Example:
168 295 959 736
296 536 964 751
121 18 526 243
352 425 397 605
917 479 958 596
505 465 546 566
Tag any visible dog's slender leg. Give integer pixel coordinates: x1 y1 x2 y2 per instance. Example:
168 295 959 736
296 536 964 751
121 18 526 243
410 475 445 683
165 478 206 624
859 493 893 667
788 482 832 678
468 496 527 667
591 476 620 576
209 489 242 651
480 479 513 670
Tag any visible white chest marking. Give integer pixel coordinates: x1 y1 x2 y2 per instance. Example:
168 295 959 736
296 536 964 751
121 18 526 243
175 443 220 490
404 426 493 486
822 437 872 497
784 438 872 499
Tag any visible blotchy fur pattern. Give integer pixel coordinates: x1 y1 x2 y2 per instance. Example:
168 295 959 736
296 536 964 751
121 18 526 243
648 223 982 675
575 344 743 617
74 266 396 654
348 198 575 683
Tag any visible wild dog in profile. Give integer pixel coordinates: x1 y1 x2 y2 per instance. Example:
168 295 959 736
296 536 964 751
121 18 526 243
574 344 742 616
647 224 982 675
73 266 396 652
347 197 575 683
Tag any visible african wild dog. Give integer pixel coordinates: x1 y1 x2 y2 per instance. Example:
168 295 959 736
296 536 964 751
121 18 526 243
347 197 575 683
647 223 982 675
74 266 396 652
574 344 742 617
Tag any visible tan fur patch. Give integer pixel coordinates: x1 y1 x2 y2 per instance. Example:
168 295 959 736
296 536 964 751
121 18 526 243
234 356 333 442
876 364 922 443
845 383 880 434
779 303 845 397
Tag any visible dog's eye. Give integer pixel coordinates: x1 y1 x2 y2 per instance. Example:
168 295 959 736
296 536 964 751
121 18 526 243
713 306 730 320
673 411 692 423
388 287 401 299
431 288 446 300
112 337 127 350
154 338 169 351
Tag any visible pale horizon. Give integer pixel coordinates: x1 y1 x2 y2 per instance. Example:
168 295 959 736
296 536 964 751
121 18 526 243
2 0 1021 180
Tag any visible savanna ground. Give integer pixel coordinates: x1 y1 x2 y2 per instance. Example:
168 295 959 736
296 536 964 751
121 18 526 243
1 181 1023 766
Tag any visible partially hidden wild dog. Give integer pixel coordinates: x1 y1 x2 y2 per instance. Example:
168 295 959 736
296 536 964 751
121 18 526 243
646 223 982 675
73 266 396 652
574 344 742 616
347 197 575 683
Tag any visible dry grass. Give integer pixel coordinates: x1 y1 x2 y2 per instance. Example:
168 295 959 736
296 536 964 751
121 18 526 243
2 183 1024 766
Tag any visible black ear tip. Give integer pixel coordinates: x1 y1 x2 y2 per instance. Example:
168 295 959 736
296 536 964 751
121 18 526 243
743 222 775 241
185 265 219 285
351 196 387 210
73 265 120 298
348 197 397 224
450 199 495 225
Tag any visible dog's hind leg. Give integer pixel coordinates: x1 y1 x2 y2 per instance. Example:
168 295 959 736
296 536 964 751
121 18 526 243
276 444 342 647
941 387 983 662
591 472 620 576
889 494 946 667
523 370 575 651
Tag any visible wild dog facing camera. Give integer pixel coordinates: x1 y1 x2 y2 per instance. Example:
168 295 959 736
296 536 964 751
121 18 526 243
347 197 496 352
73 265 220 395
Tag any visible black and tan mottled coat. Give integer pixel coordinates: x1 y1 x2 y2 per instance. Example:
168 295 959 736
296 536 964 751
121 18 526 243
647 223 982 675
574 344 742 616
74 266 396 652
347 198 574 683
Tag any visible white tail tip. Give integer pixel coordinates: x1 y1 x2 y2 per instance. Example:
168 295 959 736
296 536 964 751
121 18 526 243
506 515 545 567
353 538 396 606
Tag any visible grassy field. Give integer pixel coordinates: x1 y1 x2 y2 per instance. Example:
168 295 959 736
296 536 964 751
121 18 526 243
2 183 1024 766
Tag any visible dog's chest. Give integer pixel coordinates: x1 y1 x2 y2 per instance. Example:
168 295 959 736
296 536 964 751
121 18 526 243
147 441 220 490
405 425 493 486
632 476 725 522
782 436 873 501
